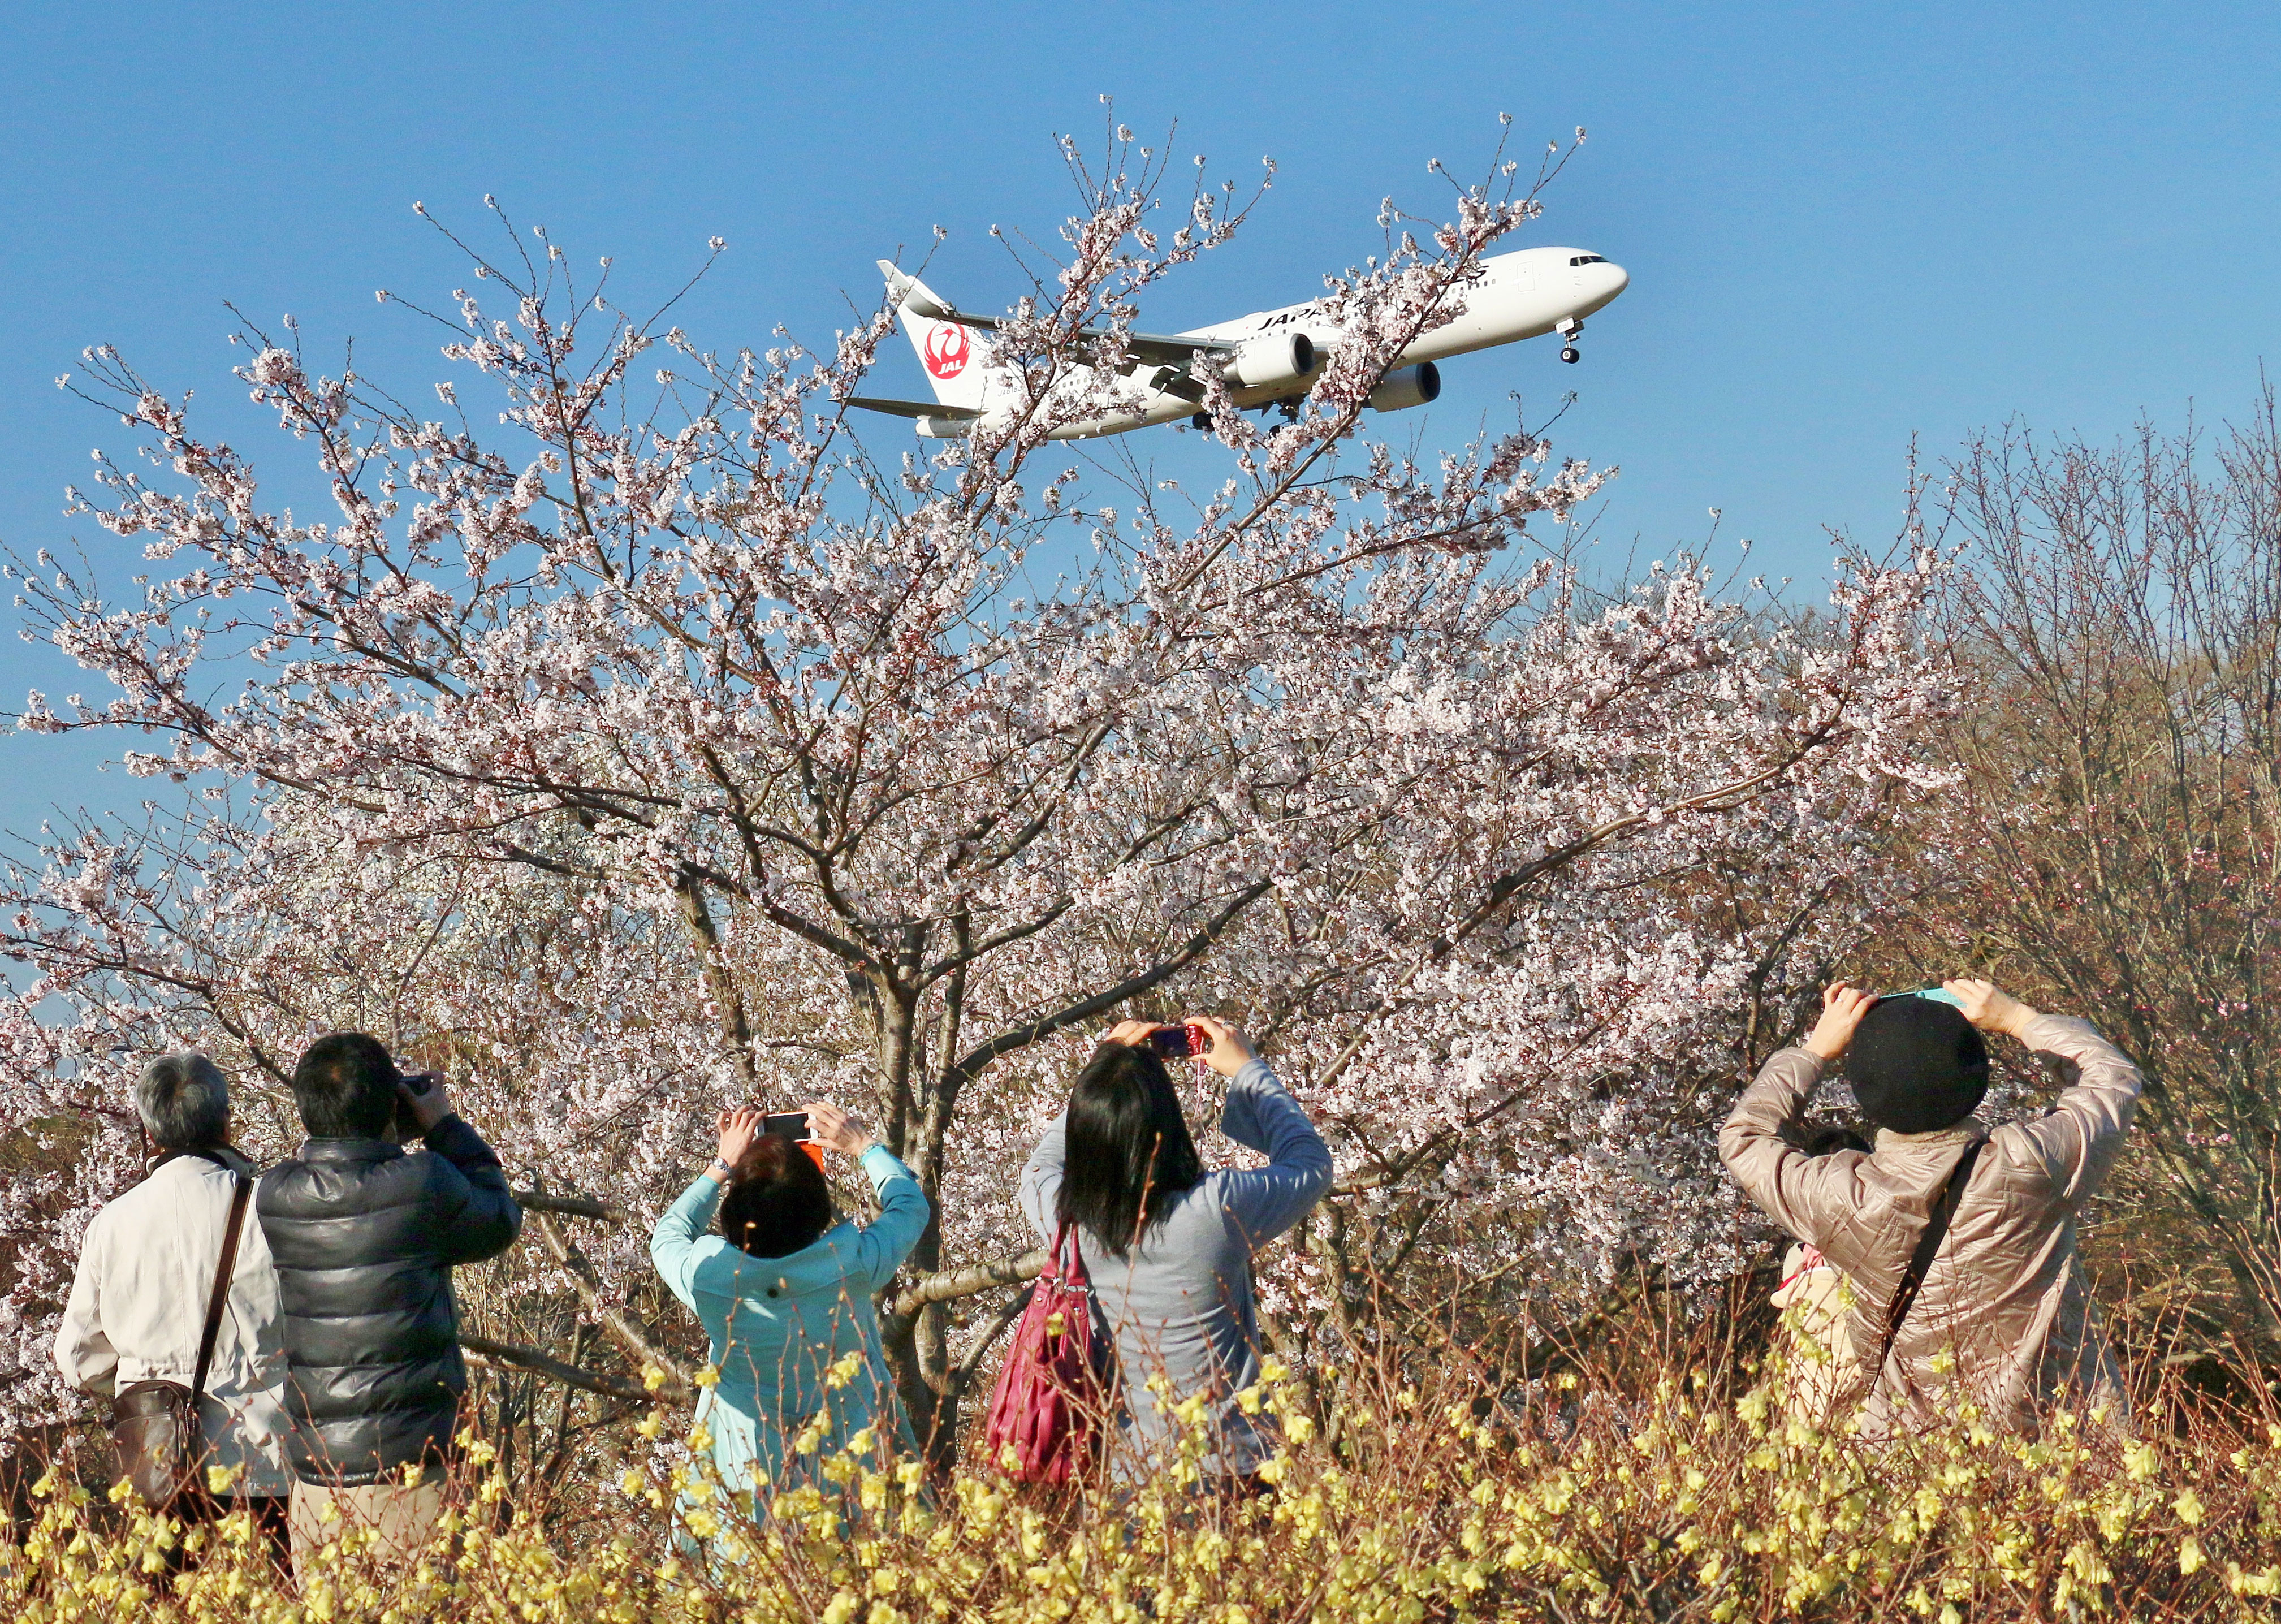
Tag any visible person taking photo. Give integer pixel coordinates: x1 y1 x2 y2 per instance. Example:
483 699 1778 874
649 1100 928 1500
1719 978 2143 1439
257 1034 522 1574
1018 1014 1331 1491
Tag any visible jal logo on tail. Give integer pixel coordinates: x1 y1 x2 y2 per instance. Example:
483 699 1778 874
922 323 971 379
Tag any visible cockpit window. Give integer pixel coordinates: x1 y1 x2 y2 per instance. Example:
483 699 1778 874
1569 255 1606 266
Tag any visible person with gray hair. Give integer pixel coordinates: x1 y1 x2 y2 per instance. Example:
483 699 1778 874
55 1052 293 1563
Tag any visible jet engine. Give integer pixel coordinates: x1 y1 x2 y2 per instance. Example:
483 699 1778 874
1226 331 1316 391
1368 362 1441 412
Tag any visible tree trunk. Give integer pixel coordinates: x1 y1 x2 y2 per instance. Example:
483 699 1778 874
670 867 758 1096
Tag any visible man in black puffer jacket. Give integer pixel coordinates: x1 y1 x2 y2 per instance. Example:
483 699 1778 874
257 1033 521 1575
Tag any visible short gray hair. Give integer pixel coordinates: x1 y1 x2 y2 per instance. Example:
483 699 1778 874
135 1053 230 1149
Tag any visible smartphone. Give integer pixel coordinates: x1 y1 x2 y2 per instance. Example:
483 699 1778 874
762 1110 811 1141
1146 1023 1212 1060
1881 988 1964 1010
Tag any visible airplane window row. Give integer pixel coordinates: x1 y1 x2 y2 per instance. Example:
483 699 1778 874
1569 255 1607 267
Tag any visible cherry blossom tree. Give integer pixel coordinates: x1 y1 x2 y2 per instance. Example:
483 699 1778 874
0 127 1955 1452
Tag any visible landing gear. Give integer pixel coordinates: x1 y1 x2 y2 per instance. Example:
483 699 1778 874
1557 316 1584 365
1560 347 1581 365
1191 412 1213 433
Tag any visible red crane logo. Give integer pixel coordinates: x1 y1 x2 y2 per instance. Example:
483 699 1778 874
922 323 971 380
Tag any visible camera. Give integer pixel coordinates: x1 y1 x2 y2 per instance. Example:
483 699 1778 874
762 1110 811 1141
1147 1023 1212 1061
391 1070 441 1142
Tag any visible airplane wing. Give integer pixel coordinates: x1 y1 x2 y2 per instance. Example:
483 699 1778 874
1095 330 1236 368
890 300 1233 369
845 396 984 421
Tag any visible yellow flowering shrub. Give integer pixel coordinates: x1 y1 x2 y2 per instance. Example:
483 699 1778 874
3 1342 2273 1621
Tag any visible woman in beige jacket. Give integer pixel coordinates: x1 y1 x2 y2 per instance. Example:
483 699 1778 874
1720 979 2143 1440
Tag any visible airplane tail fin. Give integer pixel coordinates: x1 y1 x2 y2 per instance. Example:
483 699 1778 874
879 260 991 410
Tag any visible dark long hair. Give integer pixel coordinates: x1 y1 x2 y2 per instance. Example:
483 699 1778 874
1054 1042 1204 1257
718 1134 835 1258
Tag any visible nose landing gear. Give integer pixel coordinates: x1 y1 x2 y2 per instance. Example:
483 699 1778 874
1557 317 1584 365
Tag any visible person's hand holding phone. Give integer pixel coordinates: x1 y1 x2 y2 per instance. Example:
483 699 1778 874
1942 978 2037 1039
714 1106 763 1174
1801 984 1878 1062
396 1071 452 1134
1184 1014 1255 1078
800 1099 876 1159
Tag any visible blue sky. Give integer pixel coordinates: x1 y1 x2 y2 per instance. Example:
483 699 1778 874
3 1 2276 835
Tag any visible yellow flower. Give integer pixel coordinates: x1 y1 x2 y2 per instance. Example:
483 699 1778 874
2181 1535 2204 1575
2174 1486 2205 1527
203 1463 236 1495
693 1363 720 1388
642 1364 668 1392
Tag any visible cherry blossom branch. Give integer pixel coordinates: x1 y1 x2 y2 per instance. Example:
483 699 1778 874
459 1332 665 1403
527 1211 692 1394
886 1249 1046 1332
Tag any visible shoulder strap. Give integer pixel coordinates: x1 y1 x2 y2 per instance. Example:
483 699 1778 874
1872 1137 1985 1375
148 1144 234 1179
190 1175 252 1406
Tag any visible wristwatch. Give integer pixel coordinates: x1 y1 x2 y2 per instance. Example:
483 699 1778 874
706 1156 735 1182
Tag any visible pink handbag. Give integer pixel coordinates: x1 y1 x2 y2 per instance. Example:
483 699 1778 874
983 1224 1107 1485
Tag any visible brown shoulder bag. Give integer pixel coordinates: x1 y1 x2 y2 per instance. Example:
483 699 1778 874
109 1170 251 1510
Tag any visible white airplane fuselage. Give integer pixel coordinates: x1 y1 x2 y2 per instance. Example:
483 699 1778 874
876 244 1628 441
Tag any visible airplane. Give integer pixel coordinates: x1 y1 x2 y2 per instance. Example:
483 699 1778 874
847 245 1628 441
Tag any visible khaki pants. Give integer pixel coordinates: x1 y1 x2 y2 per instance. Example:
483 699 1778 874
288 1474 447 1580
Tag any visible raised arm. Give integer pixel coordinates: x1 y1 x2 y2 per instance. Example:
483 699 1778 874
1215 1057 1333 1246
1720 984 1882 1250
789 1099 931 1293
1717 1047 1859 1249
650 1107 762 1307
421 1115 524 1264
1998 1012 2145 1207
1942 981 2145 1210
648 1170 728 1311
1018 1112 1069 1246
846 1146 930 1293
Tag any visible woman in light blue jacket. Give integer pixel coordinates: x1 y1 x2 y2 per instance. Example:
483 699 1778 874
650 1100 927 1497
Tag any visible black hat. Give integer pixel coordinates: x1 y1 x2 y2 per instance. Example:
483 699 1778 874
1844 995 1989 1135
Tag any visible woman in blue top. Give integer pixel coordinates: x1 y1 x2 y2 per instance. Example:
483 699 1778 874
649 1100 928 1496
